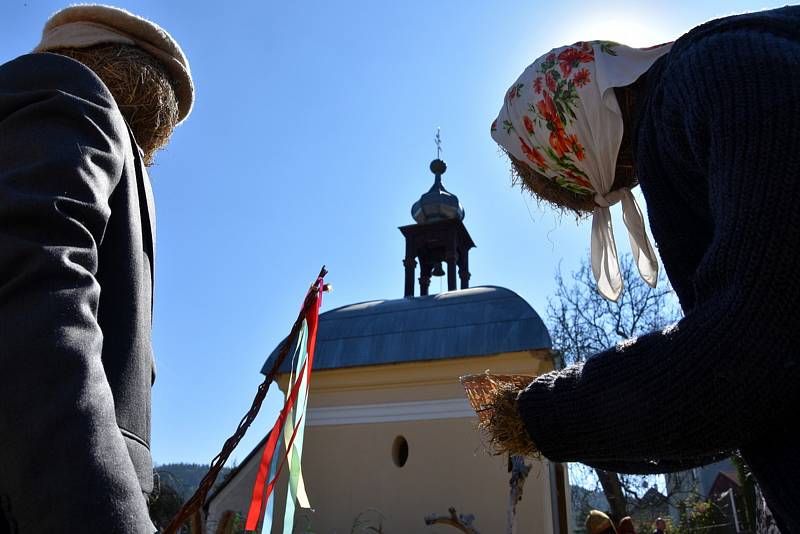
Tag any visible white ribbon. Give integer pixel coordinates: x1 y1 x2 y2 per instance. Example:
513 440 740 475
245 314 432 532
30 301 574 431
592 189 658 301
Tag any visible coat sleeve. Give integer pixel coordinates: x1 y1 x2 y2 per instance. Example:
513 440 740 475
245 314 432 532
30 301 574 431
0 53 155 533
516 29 800 473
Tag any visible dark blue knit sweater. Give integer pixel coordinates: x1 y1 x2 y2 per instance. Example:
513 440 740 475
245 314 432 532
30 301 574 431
518 7 800 531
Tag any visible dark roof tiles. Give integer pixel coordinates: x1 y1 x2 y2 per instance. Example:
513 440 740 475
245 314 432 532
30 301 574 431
261 285 551 374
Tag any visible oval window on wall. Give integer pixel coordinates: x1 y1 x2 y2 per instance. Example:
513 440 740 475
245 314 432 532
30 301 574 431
392 435 409 467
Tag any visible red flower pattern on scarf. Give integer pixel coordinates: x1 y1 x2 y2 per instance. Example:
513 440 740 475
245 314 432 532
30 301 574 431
523 116 535 135
519 136 546 168
549 129 570 158
557 46 594 77
574 68 591 87
507 83 523 101
545 71 557 92
564 169 592 189
568 134 585 160
536 91 559 126
493 41 622 195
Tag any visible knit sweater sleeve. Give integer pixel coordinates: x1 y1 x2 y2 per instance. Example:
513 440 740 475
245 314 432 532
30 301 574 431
517 28 800 473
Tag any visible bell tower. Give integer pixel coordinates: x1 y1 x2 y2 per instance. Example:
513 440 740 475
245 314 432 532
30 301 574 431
399 158 475 297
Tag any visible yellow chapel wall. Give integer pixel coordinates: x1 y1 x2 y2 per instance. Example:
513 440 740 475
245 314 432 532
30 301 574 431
276 349 559 534
206 349 569 534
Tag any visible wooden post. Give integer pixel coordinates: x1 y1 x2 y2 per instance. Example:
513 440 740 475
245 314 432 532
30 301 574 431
190 509 204 534
214 511 235 534
403 256 416 297
507 455 532 534
419 262 433 296
446 253 457 291
458 251 470 290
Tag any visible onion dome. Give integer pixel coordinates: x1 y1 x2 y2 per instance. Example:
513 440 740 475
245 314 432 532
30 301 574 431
411 159 465 223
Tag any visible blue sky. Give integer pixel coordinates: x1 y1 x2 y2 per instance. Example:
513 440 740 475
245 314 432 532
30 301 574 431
3 0 791 466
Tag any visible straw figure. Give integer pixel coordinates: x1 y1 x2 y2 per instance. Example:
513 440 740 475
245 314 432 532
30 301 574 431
0 5 192 532
55 44 179 165
464 6 800 531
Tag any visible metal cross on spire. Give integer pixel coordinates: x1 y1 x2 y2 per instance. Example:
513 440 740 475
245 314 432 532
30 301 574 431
435 127 442 159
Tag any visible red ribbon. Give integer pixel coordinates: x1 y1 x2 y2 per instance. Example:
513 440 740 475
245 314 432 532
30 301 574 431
245 280 322 531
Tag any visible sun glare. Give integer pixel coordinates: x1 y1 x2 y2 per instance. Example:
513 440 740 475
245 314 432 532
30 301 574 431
571 14 677 48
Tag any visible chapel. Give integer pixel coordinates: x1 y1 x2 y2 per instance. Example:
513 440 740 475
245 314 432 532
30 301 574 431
204 158 570 534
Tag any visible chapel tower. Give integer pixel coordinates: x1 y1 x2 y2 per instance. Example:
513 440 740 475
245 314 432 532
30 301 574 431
400 158 475 297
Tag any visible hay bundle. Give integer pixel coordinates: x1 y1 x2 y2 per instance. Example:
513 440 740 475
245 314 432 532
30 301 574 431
54 44 179 165
507 150 637 218
460 373 541 458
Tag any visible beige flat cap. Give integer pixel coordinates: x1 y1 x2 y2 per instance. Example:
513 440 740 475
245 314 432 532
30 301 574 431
34 4 194 123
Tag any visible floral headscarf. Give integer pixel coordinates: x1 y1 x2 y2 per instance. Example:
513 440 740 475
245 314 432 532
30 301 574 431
491 41 672 301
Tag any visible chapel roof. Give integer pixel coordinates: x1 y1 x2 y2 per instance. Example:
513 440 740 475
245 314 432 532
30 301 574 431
261 285 551 374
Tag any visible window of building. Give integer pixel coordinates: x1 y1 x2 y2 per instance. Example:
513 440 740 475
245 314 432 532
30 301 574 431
392 435 409 467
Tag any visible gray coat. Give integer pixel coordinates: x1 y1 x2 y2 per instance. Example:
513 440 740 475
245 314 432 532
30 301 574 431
0 52 157 533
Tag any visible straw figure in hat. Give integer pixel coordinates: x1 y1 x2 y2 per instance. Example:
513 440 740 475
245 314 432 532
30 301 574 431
462 6 800 531
0 5 192 533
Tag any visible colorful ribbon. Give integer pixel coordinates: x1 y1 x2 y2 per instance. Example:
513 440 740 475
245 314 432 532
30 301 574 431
282 318 313 531
245 280 323 532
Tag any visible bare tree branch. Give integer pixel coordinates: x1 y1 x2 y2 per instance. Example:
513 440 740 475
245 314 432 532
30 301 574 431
425 507 480 534
547 254 682 518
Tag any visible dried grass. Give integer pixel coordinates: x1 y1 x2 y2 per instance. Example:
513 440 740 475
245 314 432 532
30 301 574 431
507 151 595 218
506 151 639 218
460 373 541 458
484 383 541 457
54 44 178 166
